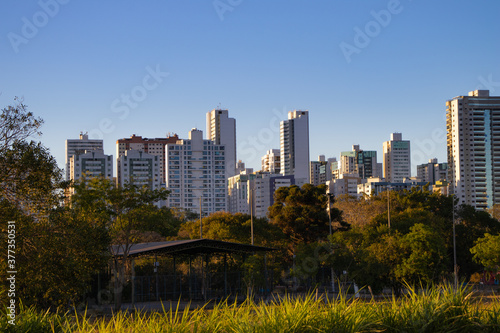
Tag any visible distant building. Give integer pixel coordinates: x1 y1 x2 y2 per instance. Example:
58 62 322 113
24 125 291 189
206 109 237 178
310 155 336 185
228 170 294 218
383 133 411 182
165 128 227 215
416 158 447 185
447 90 500 210
357 177 429 197
69 150 113 182
116 134 179 185
117 150 161 190
261 149 281 174
326 173 361 197
334 145 380 180
280 110 310 186
65 132 104 180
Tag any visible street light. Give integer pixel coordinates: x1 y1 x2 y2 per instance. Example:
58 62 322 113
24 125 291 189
326 192 335 293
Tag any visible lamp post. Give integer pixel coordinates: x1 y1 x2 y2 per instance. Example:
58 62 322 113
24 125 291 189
326 192 334 293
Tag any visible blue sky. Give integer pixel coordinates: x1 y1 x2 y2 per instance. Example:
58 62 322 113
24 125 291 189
1 0 499 175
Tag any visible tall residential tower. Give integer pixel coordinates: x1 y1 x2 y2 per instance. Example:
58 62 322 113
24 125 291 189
383 133 411 183
280 110 310 186
447 90 500 210
206 109 237 178
65 133 104 180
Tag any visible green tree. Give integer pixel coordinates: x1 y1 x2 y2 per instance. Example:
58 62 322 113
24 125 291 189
470 233 500 271
396 223 448 285
70 177 170 310
268 184 348 249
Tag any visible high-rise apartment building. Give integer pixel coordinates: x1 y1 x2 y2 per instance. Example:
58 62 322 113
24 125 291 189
310 155 336 186
228 170 294 218
447 90 500 210
280 110 310 186
206 109 237 178
334 145 380 180
383 133 411 182
116 134 179 185
416 158 447 185
117 150 161 190
261 149 281 174
165 129 227 215
65 133 103 180
69 150 113 181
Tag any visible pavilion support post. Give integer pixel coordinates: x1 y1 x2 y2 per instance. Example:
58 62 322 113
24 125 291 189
188 256 192 299
205 254 209 301
131 258 136 307
155 254 159 301
173 257 177 299
224 253 228 298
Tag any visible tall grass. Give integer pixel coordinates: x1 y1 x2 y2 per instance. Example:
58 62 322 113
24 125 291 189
2 284 499 332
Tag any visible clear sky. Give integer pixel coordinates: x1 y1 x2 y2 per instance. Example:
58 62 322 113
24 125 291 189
2 0 499 176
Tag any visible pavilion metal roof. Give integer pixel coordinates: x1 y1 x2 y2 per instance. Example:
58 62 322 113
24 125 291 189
111 238 274 258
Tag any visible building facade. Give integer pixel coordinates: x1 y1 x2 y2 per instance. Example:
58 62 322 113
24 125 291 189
117 150 161 190
65 133 104 180
446 89 500 210
116 134 179 185
228 170 294 218
261 149 281 174
334 145 380 180
69 150 113 182
357 178 430 198
206 109 237 178
280 110 310 186
416 158 448 185
166 129 227 215
383 133 411 183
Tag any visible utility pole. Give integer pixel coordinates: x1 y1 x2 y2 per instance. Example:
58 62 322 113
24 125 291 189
452 194 458 290
250 188 254 245
387 186 391 229
199 196 203 239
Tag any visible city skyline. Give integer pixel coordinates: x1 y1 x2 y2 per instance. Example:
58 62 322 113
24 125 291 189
2 1 499 175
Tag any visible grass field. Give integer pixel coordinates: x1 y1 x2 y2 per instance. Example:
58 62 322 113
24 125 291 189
2 284 499 332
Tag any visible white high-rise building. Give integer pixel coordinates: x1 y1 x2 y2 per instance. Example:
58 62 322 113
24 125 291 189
206 109 237 178
166 129 227 215
69 150 113 182
383 133 411 183
65 133 103 180
117 150 161 190
261 149 281 174
228 170 295 218
280 110 310 186
447 90 500 210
